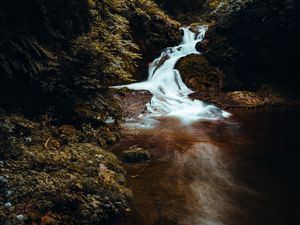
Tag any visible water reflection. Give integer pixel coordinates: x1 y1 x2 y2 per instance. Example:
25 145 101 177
112 109 300 225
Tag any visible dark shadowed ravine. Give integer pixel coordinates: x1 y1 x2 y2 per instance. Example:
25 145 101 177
1 1 299 224
112 108 300 225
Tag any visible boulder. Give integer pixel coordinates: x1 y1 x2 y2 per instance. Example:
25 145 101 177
122 147 151 163
176 54 224 92
204 0 300 91
195 39 210 53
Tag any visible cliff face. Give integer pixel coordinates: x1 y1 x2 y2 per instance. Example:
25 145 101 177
205 0 300 92
173 0 300 108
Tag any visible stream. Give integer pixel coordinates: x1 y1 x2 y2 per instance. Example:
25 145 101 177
112 27 300 225
112 109 300 225
115 26 229 127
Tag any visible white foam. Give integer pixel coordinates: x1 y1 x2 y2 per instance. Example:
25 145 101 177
114 26 230 124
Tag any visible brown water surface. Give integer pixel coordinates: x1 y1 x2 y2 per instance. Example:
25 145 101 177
112 108 300 225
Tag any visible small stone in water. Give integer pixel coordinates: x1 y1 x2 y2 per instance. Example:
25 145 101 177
6 190 13 196
122 147 150 163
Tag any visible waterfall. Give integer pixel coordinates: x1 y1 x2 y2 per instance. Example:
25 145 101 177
114 26 230 124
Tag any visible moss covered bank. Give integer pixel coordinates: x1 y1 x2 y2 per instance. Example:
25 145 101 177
0 0 180 224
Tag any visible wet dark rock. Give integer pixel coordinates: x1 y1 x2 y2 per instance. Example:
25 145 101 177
128 1 181 80
129 6 181 61
204 0 300 92
189 85 299 109
122 147 151 163
176 54 224 92
159 0 299 98
195 40 210 53
113 89 152 119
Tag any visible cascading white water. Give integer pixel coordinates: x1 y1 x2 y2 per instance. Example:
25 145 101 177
115 26 230 124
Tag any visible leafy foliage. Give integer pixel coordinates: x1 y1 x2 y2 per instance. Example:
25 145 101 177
0 0 180 123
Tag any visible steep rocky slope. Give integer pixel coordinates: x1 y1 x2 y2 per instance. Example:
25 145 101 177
0 0 180 119
174 0 300 107
205 0 300 92
0 0 180 224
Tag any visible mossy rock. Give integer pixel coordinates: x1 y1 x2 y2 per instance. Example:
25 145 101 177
57 124 80 144
207 0 228 9
1 143 130 224
122 147 150 163
176 54 224 92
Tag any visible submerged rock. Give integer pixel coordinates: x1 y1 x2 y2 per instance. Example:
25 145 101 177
122 147 151 163
113 89 152 119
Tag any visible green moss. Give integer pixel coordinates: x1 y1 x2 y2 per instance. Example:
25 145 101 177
1 142 130 224
176 54 224 92
208 0 228 9
88 0 97 9
226 86 287 108
0 1 185 223
0 112 131 224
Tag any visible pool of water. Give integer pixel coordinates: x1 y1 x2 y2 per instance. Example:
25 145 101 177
112 108 300 225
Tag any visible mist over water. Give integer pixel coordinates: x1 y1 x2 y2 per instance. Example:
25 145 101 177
114 26 230 125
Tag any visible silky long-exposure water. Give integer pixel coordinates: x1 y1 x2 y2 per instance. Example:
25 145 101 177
111 25 299 225
114 26 230 124
112 108 300 225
